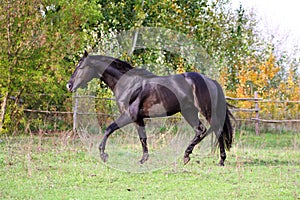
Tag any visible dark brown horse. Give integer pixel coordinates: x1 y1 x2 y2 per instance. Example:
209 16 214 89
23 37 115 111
67 51 234 166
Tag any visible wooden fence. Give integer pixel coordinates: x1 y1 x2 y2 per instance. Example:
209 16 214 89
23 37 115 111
20 92 300 134
226 92 300 135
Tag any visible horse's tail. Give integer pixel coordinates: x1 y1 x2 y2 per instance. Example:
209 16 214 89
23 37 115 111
183 72 235 150
222 105 235 151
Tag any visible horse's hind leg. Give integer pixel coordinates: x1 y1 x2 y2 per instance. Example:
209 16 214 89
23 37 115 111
218 133 226 166
136 120 149 164
183 123 207 165
182 108 208 165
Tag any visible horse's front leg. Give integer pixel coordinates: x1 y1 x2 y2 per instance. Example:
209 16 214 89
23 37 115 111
136 120 149 164
99 112 133 162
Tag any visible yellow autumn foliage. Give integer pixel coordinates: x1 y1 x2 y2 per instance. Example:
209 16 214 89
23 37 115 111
221 53 300 121
176 57 186 74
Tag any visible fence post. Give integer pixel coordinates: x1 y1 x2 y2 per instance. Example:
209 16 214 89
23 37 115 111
254 91 260 135
73 93 79 133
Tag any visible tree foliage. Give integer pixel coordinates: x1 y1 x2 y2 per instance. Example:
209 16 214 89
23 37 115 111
89 0 260 82
0 0 299 134
221 50 299 120
0 0 100 133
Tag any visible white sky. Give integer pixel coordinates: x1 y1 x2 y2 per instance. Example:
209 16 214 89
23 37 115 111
231 0 300 54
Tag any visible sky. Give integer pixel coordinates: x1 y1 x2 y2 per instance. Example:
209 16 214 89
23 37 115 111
231 0 300 54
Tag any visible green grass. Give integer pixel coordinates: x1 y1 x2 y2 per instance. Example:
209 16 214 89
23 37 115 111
0 131 299 199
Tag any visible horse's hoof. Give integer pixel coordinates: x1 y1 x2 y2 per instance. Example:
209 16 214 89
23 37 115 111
219 161 225 166
100 152 109 162
139 153 149 164
183 156 190 165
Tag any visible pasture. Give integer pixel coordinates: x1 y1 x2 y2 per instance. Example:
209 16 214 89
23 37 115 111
0 130 299 199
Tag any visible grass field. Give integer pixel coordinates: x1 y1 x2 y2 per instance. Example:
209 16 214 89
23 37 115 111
0 130 299 199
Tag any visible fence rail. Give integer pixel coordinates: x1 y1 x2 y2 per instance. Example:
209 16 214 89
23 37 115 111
24 109 73 114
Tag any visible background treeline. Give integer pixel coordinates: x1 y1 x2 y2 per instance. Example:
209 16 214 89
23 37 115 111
0 0 299 134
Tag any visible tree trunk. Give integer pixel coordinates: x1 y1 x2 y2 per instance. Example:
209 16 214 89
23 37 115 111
0 91 9 132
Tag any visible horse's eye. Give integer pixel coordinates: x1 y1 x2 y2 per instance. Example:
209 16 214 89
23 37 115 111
77 61 84 69
79 65 84 69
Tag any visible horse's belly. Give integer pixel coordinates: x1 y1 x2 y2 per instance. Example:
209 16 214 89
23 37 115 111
141 102 180 118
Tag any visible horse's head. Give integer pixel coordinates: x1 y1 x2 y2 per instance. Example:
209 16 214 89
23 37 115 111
67 51 96 92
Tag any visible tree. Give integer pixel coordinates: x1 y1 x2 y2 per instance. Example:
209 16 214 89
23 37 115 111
2 0 296 134
0 0 100 133
90 1 259 78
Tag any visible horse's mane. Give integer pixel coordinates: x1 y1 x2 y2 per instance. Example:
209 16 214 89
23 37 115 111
102 56 133 74
97 55 157 78
84 55 159 79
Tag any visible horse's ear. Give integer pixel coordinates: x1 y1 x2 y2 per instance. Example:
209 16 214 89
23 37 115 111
84 50 88 57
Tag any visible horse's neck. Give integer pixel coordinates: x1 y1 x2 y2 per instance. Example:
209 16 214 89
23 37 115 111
99 66 124 91
88 56 132 91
